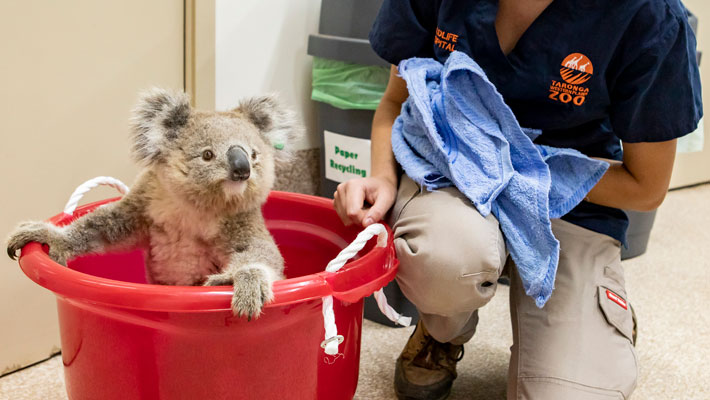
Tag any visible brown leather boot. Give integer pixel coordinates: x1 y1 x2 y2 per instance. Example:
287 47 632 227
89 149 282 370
394 321 464 400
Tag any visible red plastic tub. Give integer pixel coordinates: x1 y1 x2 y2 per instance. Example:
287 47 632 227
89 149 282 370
17 191 398 400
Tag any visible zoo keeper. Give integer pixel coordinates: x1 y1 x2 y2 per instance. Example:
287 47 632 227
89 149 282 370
333 0 702 399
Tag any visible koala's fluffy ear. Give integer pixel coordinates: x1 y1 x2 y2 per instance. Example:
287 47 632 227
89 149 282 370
235 94 303 165
130 88 191 164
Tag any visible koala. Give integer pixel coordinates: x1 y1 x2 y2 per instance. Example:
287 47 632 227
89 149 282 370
6 88 302 319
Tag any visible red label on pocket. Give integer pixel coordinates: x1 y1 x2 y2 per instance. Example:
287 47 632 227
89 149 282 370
606 289 628 310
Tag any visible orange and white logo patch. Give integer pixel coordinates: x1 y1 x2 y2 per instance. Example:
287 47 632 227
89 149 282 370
549 53 593 106
560 53 593 84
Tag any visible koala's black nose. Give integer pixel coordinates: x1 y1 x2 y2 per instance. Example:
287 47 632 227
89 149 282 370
227 146 251 181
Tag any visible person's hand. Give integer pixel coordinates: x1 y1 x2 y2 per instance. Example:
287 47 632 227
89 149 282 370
333 176 397 227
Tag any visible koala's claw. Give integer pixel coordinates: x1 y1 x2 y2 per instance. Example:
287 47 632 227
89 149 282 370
6 221 52 261
7 246 17 261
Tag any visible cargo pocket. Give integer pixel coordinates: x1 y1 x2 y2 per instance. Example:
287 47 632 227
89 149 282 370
596 283 639 397
598 286 635 345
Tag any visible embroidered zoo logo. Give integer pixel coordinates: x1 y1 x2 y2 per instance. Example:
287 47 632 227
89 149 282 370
549 53 593 106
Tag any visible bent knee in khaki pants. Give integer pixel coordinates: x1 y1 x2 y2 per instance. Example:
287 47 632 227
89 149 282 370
389 175 507 343
390 175 638 399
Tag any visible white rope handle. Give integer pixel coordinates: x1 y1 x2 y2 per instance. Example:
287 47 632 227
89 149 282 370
321 223 412 356
63 176 130 215
373 289 412 327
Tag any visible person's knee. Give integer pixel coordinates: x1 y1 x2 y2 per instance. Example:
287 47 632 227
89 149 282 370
393 211 505 316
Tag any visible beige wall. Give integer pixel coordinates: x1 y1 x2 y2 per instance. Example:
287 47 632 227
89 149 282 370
0 1 184 374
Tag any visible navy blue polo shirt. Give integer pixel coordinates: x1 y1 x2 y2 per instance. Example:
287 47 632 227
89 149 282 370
370 0 702 245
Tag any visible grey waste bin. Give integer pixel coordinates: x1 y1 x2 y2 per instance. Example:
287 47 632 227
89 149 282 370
308 0 389 198
308 0 420 328
621 210 658 259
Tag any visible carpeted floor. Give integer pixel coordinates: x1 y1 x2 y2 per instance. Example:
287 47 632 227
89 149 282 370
1 183 708 400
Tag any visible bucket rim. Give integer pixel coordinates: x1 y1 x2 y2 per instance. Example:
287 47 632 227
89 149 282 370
17 191 397 313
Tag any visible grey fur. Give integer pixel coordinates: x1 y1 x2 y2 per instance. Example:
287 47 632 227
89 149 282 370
130 88 192 164
6 88 302 319
234 94 304 167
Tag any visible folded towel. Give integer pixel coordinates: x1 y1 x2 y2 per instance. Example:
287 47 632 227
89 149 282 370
392 52 609 307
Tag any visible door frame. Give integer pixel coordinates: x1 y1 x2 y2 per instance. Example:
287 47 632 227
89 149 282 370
185 0 216 110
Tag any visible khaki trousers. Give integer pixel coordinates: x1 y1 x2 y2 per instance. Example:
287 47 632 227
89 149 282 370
390 175 639 400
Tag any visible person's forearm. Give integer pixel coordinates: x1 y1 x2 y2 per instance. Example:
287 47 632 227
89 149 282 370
370 98 401 186
585 161 653 210
586 155 673 211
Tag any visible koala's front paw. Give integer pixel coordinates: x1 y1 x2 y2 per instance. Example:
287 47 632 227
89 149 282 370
232 266 274 320
6 221 66 263
204 264 276 320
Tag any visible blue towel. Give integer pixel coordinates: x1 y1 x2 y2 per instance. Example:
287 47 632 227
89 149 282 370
392 52 609 307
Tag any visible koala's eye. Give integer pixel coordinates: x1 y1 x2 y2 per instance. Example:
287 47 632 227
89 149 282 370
251 150 258 160
202 150 214 161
